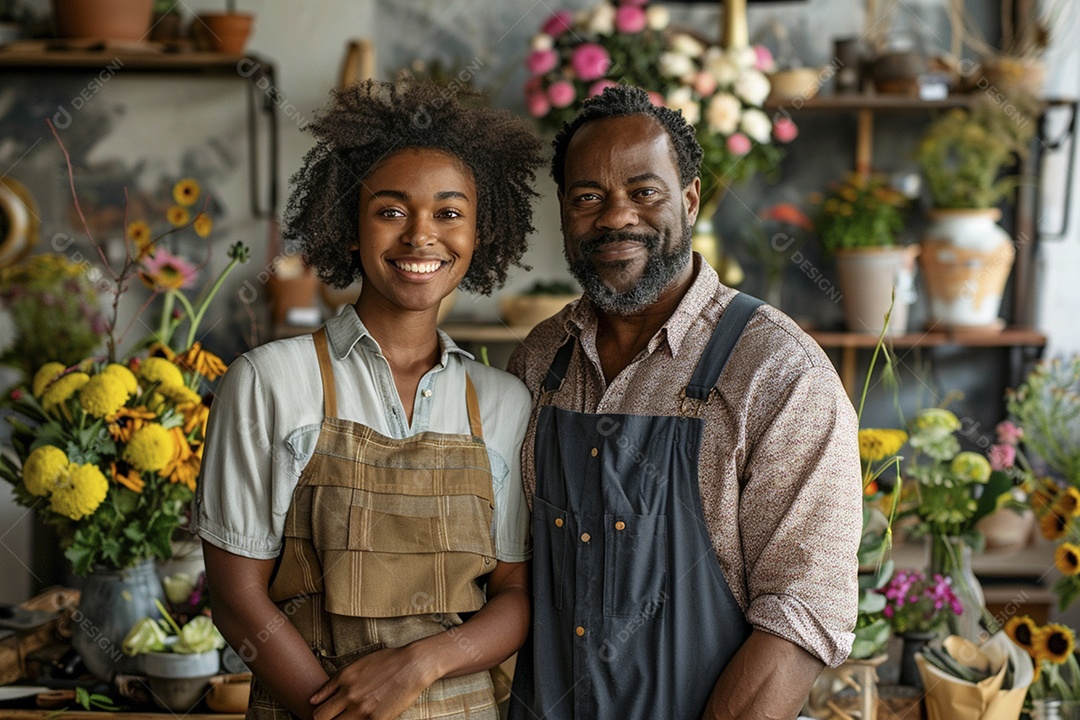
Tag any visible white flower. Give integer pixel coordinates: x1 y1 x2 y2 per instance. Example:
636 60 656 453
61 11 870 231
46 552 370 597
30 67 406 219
586 3 616 35
740 108 772 144
666 86 700 126
705 50 739 87
732 46 757 70
734 69 771 106
646 5 670 30
659 51 696 79
669 33 705 59
530 33 554 52
0 306 16 357
706 93 741 134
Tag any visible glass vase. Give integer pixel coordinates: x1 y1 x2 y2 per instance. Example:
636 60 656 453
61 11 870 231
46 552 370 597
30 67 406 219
927 534 985 643
1032 699 1080 720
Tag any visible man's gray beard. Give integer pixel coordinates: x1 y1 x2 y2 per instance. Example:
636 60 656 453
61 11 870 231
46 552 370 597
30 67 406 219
566 220 693 316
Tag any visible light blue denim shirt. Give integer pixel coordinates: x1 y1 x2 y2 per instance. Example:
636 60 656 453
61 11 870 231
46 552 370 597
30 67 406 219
194 307 533 563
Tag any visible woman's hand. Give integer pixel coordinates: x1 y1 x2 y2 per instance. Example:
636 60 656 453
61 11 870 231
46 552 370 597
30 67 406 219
310 644 436 720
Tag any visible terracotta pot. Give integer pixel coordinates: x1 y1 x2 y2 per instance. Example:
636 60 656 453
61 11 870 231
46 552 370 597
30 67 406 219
919 208 1014 329
872 51 927 95
195 12 253 54
834 245 920 335
52 0 154 41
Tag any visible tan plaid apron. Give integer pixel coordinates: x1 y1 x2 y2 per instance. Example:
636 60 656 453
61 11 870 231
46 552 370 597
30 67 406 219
247 328 499 719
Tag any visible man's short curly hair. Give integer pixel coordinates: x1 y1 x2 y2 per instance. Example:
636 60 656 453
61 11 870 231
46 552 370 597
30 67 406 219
550 84 703 193
282 80 543 295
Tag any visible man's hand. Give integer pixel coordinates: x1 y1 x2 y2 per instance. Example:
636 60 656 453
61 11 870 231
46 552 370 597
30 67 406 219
310 644 436 720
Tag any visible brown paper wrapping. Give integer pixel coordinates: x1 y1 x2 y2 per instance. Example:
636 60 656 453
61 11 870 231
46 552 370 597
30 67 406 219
917 633 1032 720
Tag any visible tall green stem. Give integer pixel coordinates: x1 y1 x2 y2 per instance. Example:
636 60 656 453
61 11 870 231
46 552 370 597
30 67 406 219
184 256 242 350
157 292 176 347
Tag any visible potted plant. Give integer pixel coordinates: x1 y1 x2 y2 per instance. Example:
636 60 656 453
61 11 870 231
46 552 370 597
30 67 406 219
51 0 154 43
878 569 963 688
914 97 1036 329
193 0 252 55
811 173 917 335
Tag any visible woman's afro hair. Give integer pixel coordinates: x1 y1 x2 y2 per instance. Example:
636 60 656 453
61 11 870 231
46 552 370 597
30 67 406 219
282 79 543 295
550 84 703 193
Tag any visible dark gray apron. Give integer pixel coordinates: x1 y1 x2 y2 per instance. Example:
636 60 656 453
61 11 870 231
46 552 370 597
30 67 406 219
509 293 762 719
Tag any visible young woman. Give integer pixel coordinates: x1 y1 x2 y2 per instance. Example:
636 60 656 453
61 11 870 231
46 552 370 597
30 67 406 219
195 80 542 720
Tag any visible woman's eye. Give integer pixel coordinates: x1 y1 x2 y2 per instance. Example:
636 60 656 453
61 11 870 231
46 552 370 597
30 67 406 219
437 209 463 219
378 208 404 218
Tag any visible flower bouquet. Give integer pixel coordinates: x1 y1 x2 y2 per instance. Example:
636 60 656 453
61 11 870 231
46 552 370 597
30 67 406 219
524 1 796 208
1005 616 1080 703
879 569 963 635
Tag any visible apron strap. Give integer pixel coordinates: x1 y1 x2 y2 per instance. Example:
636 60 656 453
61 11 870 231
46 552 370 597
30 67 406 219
313 327 338 419
464 372 484 439
542 336 577 393
684 292 764 401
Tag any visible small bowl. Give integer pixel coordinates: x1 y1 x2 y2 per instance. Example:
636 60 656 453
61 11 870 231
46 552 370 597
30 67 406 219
767 67 822 102
207 673 253 714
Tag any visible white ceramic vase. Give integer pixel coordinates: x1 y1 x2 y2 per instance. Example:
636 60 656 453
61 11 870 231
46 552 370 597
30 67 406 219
834 245 920 335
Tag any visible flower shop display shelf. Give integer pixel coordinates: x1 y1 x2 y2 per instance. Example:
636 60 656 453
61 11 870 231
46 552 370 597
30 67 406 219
0 48 280 219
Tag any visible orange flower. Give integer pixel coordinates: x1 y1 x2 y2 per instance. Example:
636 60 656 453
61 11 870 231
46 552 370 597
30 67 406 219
176 342 228 381
193 213 213 239
178 401 210 437
162 427 199 491
110 460 145 493
167 205 191 227
105 407 157 443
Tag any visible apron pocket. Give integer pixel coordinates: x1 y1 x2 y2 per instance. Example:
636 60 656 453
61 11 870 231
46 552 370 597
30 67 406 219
531 496 568 610
603 513 668 618
317 642 387 675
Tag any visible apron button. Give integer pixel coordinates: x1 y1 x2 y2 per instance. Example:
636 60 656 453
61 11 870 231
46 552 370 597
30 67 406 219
615 521 626 531
554 518 564 528
580 532 591 543
421 389 432 398
590 447 598 457
575 626 586 637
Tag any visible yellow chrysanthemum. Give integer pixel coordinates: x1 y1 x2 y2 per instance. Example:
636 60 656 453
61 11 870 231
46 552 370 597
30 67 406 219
858 428 908 463
106 406 157 444
1040 511 1069 541
22 446 70 497
1036 624 1076 665
78 373 129 419
178 401 210 437
49 463 108 520
913 408 961 432
32 362 67 398
41 372 90 419
176 342 227 381
1005 615 1039 655
139 357 185 390
123 423 175 473
167 205 191 227
1057 543 1080 576
1054 487 1080 519
102 363 139 396
192 213 213 239
173 178 200 207
110 460 145 494
950 451 992 484
159 383 201 405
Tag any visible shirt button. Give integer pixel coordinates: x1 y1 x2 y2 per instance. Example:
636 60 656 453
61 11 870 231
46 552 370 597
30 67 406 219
615 521 626 531
580 532 591 543
590 447 598 457
575 626 586 637
554 518 564 528
421 389 432 398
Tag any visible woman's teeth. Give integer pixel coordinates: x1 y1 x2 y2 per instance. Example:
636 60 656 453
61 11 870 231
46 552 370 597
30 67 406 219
394 260 442 274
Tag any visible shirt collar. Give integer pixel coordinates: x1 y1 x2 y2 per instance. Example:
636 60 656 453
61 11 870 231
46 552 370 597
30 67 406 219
564 253 722 359
325 306 474 363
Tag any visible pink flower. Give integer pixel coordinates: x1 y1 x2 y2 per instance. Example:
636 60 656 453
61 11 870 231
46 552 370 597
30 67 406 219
571 43 611 82
526 92 551 118
773 117 799 143
10 388 23 401
647 91 666 107
139 249 198 291
542 11 574 38
547 80 577 109
615 6 647 33
989 443 1016 471
526 49 558 76
727 132 752 155
693 71 717 97
996 420 1024 445
754 45 776 73
588 79 618 97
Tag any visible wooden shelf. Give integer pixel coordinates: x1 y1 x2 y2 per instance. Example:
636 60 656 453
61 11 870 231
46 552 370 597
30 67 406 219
807 326 1047 350
889 537 1056 580
0 46 258 73
764 92 1077 113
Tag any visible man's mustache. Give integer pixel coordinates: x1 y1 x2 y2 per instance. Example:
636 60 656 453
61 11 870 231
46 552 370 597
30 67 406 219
578 231 661 256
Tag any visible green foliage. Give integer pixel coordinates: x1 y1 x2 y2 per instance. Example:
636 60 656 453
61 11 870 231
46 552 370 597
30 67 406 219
811 174 908 255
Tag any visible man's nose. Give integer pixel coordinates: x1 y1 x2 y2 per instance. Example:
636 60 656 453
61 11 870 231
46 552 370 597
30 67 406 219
596 196 638 231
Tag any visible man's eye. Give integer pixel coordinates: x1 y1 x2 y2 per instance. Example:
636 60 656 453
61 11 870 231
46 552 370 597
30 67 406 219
636 188 658 199
575 193 600 202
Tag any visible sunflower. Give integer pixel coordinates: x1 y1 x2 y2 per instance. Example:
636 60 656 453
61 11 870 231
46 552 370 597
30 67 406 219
192 213 213 239
1036 623 1075 665
166 205 191 227
127 220 154 258
162 427 198 491
1057 543 1080 576
173 178 200 207
110 460 145 493
1040 511 1070 541
858 428 908 463
178 400 210 437
1031 486 1056 514
1005 615 1039 655
106 407 157 443
147 342 177 362
1053 487 1080 518
176 342 228 381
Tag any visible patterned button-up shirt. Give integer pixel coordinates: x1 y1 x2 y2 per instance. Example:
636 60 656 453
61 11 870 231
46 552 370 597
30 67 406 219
507 255 862 667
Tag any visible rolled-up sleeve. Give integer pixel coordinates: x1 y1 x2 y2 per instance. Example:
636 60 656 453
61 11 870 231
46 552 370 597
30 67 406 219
194 356 287 560
740 366 863 667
